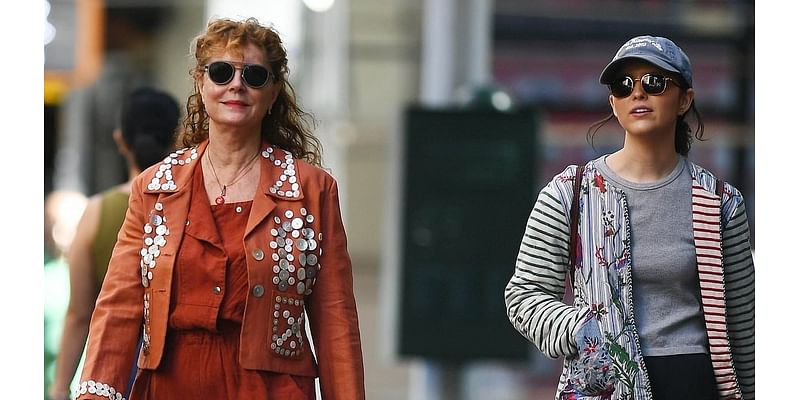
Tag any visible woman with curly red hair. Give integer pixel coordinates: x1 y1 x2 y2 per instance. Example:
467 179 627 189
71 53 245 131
76 17 365 400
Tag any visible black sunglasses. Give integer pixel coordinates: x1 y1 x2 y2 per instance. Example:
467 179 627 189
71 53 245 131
204 61 272 88
609 73 681 98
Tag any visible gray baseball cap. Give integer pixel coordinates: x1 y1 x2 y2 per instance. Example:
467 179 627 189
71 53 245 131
599 35 693 87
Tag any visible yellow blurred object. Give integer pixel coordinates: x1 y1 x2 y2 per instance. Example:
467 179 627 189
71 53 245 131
44 75 69 106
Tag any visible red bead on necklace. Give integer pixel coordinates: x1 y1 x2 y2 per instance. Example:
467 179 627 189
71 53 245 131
215 185 227 205
206 148 260 205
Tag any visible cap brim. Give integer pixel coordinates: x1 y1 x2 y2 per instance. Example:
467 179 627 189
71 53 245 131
599 56 681 84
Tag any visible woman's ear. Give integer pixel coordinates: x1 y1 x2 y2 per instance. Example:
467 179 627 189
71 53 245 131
268 83 281 112
679 88 695 115
609 94 618 117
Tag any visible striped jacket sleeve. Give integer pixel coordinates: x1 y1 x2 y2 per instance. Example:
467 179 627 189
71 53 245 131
721 185 755 399
504 167 590 359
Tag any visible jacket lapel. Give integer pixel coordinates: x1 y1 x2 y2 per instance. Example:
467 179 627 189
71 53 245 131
246 155 277 239
245 143 306 238
139 142 206 291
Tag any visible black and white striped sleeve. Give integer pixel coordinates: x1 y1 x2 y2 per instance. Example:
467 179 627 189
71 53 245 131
504 173 589 359
721 189 755 399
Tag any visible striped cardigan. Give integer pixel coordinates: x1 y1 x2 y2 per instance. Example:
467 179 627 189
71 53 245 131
505 159 755 400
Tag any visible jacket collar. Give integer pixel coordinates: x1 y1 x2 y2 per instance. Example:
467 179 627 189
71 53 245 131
143 141 205 194
246 142 305 237
143 139 305 201
258 144 305 201
142 139 305 238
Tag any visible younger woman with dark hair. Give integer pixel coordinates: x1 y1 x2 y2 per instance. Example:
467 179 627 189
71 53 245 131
505 35 754 400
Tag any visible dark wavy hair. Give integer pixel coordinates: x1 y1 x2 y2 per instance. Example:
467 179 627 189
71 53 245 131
587 74 705 157
119 87 180 169
181 17 322 166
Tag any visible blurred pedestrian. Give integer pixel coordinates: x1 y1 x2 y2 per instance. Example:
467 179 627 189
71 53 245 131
505 35 754 399
48 87 180 400
75 17 365 400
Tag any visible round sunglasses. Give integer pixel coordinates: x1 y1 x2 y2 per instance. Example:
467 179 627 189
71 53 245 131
609 73 681 98
204 61 272 88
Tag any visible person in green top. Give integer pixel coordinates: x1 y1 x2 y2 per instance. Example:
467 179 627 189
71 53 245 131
48 87 180 400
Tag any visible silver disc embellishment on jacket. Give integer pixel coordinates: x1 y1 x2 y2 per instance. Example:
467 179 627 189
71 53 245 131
271 295 306 358
263 146 300 198
147 146 197 191
74 380 126 400
270 208 321 295
140 206 169 289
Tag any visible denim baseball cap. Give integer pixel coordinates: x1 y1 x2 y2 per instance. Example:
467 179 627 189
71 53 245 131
599 35 693 87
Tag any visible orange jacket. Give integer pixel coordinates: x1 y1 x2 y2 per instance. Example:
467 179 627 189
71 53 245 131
77 140 365 399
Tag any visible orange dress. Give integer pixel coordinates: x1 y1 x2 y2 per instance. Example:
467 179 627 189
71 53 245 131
129 164 315 400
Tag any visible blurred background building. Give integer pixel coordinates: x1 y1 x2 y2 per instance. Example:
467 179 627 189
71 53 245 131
44 0 754 399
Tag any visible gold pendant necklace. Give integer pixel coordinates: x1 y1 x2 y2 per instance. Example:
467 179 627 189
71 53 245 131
206 148 260 205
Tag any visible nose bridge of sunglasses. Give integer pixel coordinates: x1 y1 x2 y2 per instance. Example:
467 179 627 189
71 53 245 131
229 63 250 85
630 76 648 95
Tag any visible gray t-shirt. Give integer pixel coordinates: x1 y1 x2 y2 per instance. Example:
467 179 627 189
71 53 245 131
596 156 708 356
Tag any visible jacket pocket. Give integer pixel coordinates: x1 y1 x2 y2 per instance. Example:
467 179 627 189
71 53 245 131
563 314 617 397
269 290 307 358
